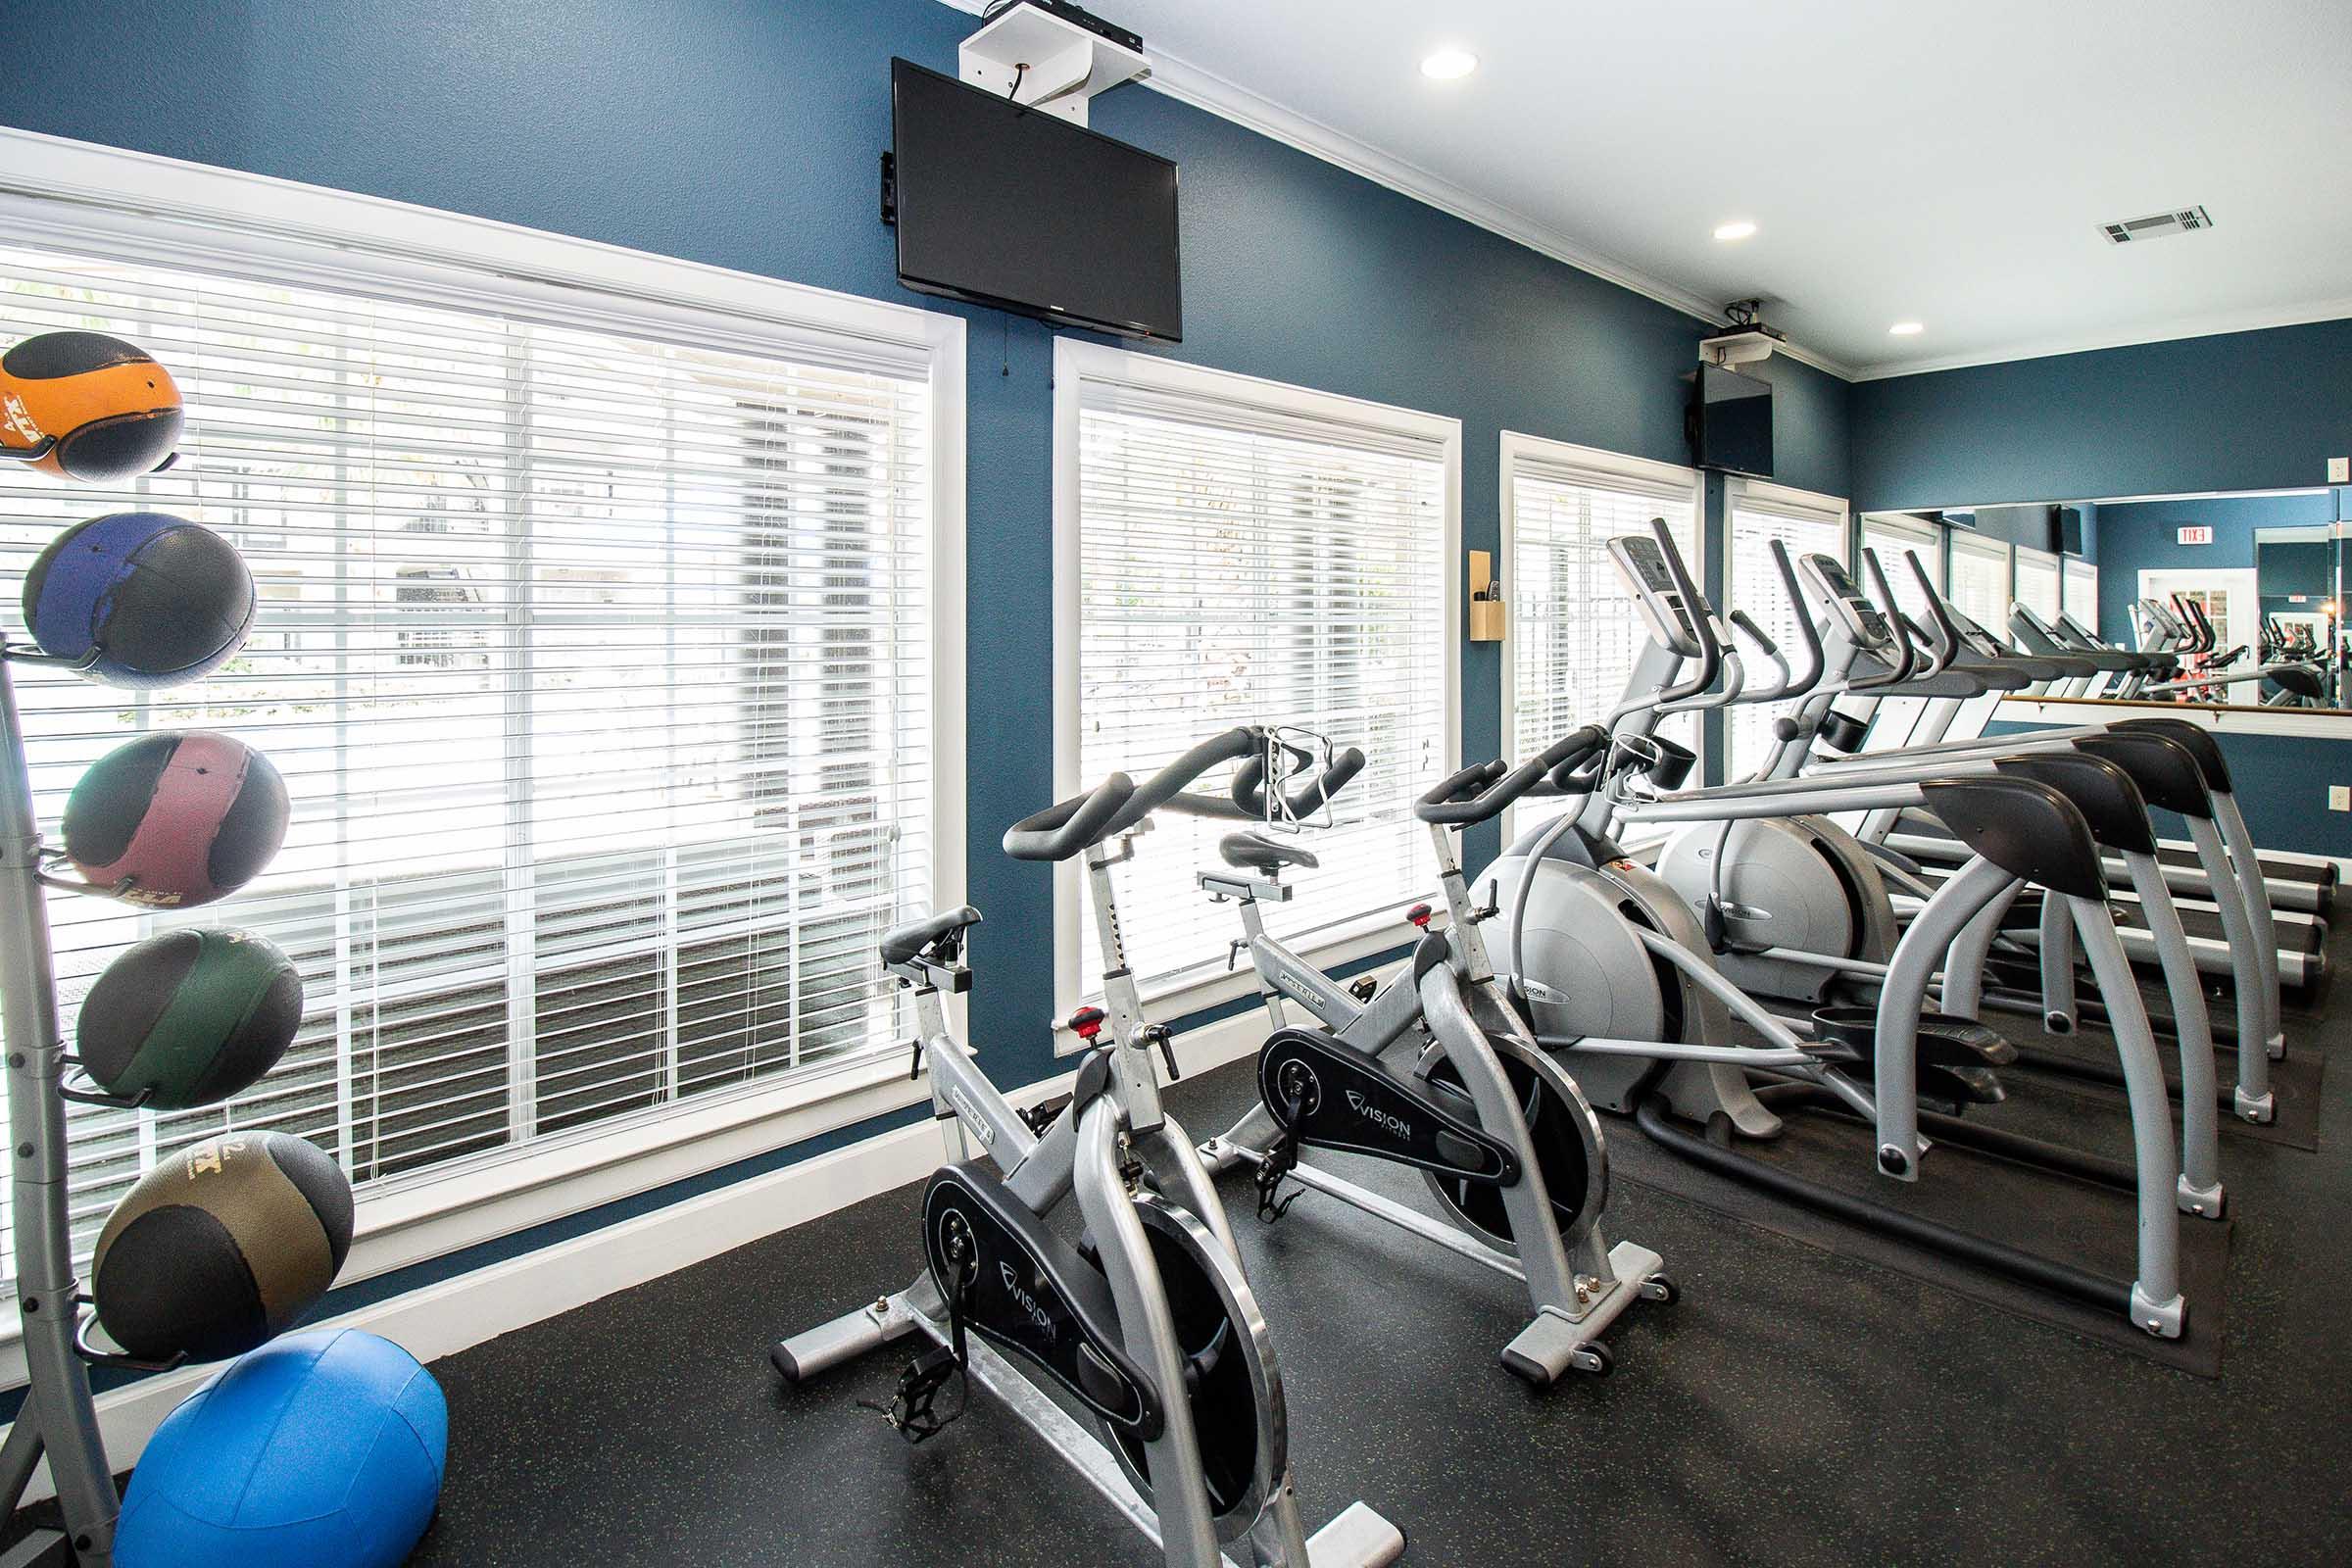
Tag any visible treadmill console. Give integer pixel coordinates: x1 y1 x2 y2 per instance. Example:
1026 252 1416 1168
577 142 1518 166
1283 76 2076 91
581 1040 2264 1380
1608 534 1705 656
1795 553 1892 649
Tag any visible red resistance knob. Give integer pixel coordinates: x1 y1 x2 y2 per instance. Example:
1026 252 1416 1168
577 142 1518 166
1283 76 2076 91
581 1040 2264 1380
1068 1006 1108 1043
1404 904 1434 930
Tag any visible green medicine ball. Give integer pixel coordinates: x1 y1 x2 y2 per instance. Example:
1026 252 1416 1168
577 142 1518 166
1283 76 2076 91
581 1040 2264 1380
78 928 304 1110
94 1131 354 1364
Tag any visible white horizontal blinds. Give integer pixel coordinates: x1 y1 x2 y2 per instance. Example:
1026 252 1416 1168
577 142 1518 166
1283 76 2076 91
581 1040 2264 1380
1860 515 1941 623
1507 450 1699 830
2063 559 2100 635
1075 380 1447 999
0 245 932 1275
2014 546 2062 626
1948 530 2013 631
1728 486 1846 780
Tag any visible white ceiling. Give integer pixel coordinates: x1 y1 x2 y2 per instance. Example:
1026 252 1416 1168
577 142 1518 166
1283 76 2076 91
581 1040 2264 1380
1062 0 2352 376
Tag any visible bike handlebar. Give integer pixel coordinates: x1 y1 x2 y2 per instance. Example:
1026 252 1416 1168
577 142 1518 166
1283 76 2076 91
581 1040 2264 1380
1415 725 1607 825
1003 772 1139 861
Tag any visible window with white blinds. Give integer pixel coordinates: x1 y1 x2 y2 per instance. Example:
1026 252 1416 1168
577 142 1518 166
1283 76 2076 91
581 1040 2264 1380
1728 482 1847 780
2063 559 2101 635
0 221 951 1277
1860 514 1942 624
2014 546 2063 627
1948 530 2014 632
1059 347 1454 1012
1502 436 1700 829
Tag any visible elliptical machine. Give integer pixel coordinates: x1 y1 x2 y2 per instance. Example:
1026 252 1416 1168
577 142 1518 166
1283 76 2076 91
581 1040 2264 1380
1476 522 2192 1338
1194 727 1672 1382
772 760 1404 1568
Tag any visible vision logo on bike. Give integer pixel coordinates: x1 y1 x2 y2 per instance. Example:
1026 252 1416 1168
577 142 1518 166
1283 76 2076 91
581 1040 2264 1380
1344 1089 1411 1142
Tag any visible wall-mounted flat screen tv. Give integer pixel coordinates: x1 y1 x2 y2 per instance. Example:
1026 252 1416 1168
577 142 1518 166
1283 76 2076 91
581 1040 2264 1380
1688 364 1773 477
888 57 1182 341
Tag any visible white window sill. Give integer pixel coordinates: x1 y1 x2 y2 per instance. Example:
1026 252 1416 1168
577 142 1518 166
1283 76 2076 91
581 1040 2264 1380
0 1049 932 1384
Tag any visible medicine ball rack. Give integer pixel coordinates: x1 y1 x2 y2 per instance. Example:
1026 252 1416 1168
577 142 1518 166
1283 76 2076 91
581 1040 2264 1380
0 637 182 1568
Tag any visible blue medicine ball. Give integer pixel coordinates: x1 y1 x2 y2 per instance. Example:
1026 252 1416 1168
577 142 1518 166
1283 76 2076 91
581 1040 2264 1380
118 1329 447 1568
21 512 254 689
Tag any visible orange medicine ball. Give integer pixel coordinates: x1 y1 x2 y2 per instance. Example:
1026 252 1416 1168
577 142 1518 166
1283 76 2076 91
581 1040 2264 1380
0 331 184 484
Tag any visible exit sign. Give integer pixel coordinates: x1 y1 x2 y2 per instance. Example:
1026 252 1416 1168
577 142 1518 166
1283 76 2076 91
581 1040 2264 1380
2178 525 2214 545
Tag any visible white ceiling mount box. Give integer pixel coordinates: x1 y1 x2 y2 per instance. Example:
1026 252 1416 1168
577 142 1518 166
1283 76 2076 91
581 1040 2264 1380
959 2 1149 125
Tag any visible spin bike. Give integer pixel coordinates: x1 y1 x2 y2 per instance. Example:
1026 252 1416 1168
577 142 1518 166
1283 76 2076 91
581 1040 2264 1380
1192 729 1671 1382
772 765 1403 1568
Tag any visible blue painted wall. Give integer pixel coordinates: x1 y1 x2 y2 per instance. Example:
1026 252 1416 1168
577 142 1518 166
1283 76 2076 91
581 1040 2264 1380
0 0 1854 1331
1850 318 2352 514
2093 491 2337 643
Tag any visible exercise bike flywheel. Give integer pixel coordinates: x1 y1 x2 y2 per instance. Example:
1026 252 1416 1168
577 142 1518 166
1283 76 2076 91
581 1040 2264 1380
1102 1192 1287 1541
1413 1043 1608 1254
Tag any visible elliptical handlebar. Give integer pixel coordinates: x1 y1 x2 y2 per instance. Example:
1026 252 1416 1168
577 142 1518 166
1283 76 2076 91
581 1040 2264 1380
1004 772 1139 861
1909 552 1966 678
1649 515 1721 705
1415 725 1607 825
1845 548 1919 691
1740 537 1825 703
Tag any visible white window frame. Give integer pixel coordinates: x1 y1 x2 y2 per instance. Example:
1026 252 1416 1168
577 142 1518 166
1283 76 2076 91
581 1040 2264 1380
1859 513 1944 596
1496 432 1702 841
1051 340 1461 1030
0 128 968 1356
2061 558 2101 635
1948 527 2017 629
2014 544 2064 626
1727 477 1849 778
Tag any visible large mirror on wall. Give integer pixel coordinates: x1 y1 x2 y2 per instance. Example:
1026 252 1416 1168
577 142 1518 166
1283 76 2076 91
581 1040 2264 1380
1859 486 2352 715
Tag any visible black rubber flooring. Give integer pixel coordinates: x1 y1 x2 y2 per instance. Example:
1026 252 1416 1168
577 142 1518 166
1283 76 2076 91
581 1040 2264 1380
21 928 2352 1565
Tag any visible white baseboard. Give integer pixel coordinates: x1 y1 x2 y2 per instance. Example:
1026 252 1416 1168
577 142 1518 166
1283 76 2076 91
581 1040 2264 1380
1 1006 1274 1504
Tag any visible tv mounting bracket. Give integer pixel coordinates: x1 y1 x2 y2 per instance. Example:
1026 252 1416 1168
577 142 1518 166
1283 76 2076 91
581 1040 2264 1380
959 1 1149 125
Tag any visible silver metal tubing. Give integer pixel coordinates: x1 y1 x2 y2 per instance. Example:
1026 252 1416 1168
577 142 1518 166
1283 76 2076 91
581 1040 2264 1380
0 656 119 1563
2065 896 2186 1337
2183 813 2275 1118
1217 1148 1530 1284
1413 962 1584 1316
1936 876 2024 1019
1874 857 2016 1179
2212 794 2286 1061
1073 1100 1227 1567
2120 851 2223 1214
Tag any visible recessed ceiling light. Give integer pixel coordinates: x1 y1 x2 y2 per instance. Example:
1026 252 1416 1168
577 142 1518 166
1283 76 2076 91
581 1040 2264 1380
1889 320 1925 336
1713 220 1758 242
1420 49 1478 80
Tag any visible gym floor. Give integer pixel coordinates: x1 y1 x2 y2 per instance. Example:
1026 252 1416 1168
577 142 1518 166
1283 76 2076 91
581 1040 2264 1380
32 929 2352 1565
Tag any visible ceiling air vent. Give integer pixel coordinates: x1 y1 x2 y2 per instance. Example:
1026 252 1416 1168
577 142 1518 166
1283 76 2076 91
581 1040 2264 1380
2101 206 2214 244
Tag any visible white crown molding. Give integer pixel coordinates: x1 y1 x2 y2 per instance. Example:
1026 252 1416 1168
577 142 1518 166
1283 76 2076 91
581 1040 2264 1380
927 1 1857 380
1849 294 2352 382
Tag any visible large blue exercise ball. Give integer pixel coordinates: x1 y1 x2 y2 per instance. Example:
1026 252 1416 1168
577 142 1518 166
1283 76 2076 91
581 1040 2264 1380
118 1329 447 1568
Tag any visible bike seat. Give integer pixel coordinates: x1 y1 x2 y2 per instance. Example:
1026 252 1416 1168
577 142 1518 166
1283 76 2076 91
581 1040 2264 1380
1220 832 1320 873
881 906 982 965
